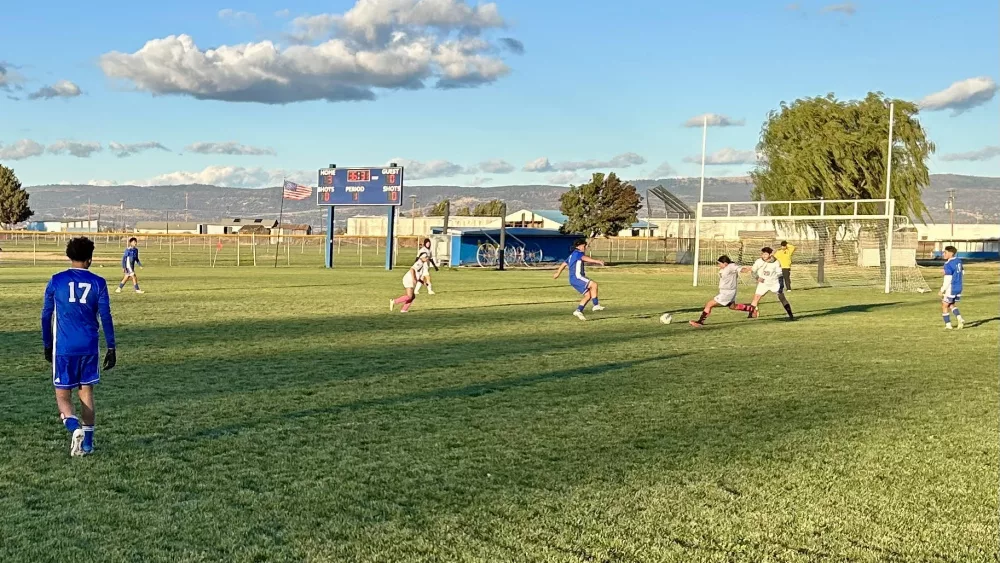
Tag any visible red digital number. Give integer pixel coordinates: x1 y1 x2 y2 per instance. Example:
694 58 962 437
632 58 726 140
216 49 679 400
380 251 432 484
323 192 330 202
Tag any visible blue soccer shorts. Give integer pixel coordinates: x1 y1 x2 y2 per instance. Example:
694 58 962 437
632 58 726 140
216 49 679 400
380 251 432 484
53 355 100 389
942 294 961 305
570 278 591 294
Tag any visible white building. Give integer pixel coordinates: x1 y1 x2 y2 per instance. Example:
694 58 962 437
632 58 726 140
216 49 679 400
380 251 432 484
134 221 203 234
26 219 98 232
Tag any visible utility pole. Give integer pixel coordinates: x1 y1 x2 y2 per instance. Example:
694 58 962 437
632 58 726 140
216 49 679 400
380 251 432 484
185 192 189 222
946 189 956 237
119 200 125 232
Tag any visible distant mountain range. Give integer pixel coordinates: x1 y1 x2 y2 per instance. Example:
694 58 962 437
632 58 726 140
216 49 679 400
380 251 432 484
24 174 1000 228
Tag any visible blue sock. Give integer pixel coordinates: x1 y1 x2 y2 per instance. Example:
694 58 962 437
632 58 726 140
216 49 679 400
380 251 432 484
592 297 599 306
952 307 962 318
577 304 585 313
942 313 951 325
82 426 94 450
118 282 124 289
63 415 80 433
134 284 140 290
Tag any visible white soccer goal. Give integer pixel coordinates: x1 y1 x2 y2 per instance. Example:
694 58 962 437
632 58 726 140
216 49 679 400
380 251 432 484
692 199 931 293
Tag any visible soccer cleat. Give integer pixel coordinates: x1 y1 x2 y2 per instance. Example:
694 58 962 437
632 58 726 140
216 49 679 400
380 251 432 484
70 429 85 457
400 309 409 314
427 289 436 295
688 321 704 328
115 287 121 294
945 324 953 330
135 290 144 294
592 305 606 312
81 443 94 456
956 318 965 330
751 308 760 319
573 311 587 321
389 299 394 312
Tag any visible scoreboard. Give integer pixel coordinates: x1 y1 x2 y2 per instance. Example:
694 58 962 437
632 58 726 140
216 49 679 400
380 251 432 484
317 167 404 206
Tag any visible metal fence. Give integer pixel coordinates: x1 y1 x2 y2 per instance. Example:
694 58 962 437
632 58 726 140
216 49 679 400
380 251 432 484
0 231 943 269
0 231 426 268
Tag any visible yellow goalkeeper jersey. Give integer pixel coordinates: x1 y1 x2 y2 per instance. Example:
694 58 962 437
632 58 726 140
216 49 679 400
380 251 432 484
775 244 795 268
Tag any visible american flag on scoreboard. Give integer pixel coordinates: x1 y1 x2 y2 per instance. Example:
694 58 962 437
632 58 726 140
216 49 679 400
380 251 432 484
282 180 312 200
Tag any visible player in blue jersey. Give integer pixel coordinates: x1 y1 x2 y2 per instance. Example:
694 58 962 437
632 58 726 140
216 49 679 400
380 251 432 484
939 245 965 330
553 238 606 321
42 237 117 456
117 237 144 294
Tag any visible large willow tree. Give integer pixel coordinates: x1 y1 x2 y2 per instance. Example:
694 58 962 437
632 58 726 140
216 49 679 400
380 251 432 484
751 92 934 220
750 93 935 282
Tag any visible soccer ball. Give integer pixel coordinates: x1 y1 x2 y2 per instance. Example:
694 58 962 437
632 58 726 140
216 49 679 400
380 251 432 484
659 313 673 325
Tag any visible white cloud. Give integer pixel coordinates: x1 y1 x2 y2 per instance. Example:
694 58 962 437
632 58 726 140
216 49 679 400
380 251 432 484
218 9 258 25
683 113 745 128
100 1 516 104
523 157 552 172
186 141 276 156
275 9 291 18
0 62 23 91
821 3 856 15
649 161 677 178
127 165 310 188
547 172 579 185
919 77 998 115
468 176 492 186
683 148 758 165
48 140 102 158
940 146 1000 162
478 158 514 174
28 80 81 100
389 157 469 180
523 153 646 172
290 0 505 43
0 139 44 160
109 141 171 157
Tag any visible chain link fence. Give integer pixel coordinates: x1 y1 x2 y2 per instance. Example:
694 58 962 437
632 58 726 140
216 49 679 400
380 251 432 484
0 231 428 268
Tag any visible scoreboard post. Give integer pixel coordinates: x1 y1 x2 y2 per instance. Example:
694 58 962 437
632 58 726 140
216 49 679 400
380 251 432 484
317 163 404 270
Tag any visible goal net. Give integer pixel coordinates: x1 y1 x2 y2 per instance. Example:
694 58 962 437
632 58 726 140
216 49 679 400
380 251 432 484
693 199 930 293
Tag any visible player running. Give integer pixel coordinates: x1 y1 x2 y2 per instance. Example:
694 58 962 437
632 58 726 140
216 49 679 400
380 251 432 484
736 247 794 320
117 237 144 294
689 255 751 327
553 238 606 321
939 245 965 330
42 237 117 457
390 253 431 313
414 238 439 295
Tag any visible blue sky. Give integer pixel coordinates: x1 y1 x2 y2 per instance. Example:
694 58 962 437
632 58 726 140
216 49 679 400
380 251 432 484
1 0 997 188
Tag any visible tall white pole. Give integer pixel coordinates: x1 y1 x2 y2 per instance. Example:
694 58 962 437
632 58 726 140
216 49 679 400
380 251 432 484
884 102 895 201
883 103 895 293
692 115 708 286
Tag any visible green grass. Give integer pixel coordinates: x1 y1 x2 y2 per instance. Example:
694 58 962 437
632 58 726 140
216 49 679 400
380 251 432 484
1 263 997 562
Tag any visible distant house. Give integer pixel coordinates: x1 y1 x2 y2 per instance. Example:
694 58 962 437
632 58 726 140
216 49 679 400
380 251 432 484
275 223 313 236
134 221 204 234
26 219 98 233
204 218 278 235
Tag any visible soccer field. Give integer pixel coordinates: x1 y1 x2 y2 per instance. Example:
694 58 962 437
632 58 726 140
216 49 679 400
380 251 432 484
1 264 997 562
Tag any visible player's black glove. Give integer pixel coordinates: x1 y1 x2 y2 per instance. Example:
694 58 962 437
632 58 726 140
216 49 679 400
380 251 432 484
103 349 117 371
432 263 439 272
44 347 52 363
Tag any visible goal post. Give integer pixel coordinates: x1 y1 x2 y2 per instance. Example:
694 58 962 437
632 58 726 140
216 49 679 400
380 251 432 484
691 198 930 294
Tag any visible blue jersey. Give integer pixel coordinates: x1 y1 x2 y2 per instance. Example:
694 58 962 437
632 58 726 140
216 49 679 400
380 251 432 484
943 257 964 295
567 249 590 284
122 247 141 270
42 269 116 356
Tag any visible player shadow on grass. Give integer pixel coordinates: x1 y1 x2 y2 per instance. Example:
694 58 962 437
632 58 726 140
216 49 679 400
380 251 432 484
588 307 705 322
442 285 565 294
794 302 903 319
965 316 1000 328
147 353 689 445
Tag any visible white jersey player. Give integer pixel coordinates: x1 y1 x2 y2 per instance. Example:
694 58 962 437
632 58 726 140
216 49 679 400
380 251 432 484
690 255 752 327
414 238 439 295
390 254 431 313
738 247 794 320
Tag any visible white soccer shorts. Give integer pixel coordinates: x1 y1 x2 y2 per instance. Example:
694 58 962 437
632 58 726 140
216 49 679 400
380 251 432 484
713 291 737 306
755 282 781 296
